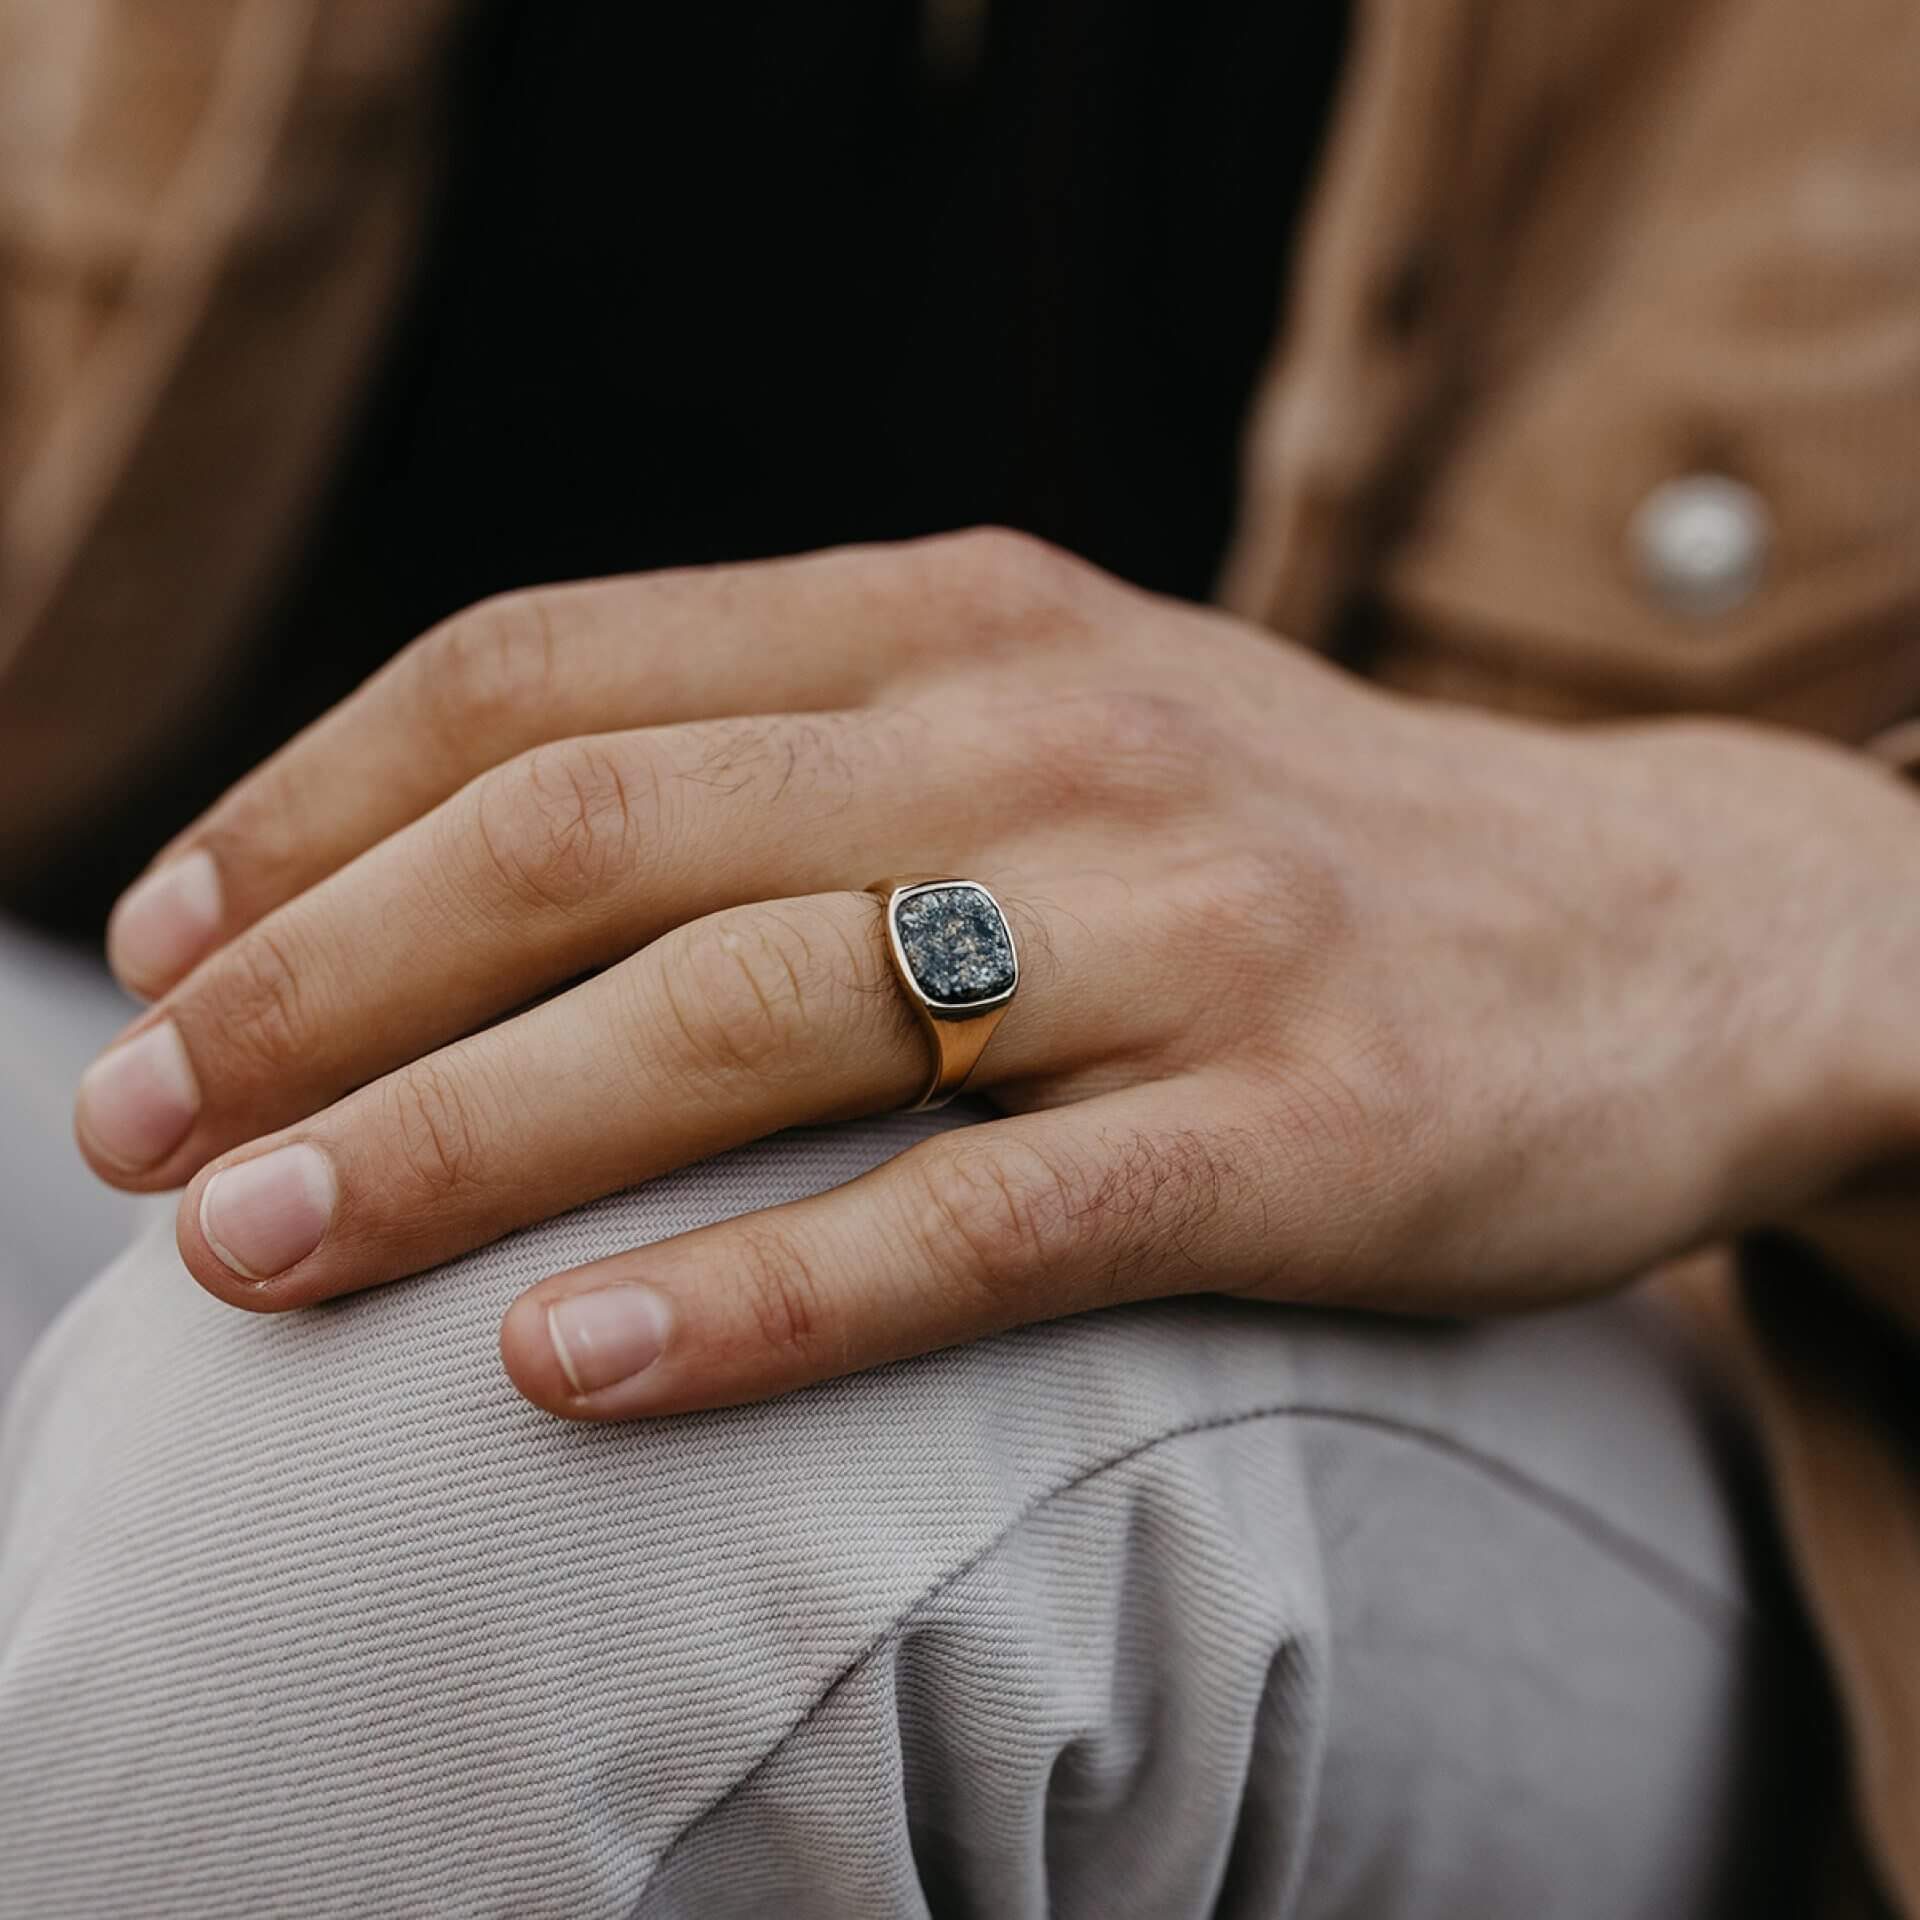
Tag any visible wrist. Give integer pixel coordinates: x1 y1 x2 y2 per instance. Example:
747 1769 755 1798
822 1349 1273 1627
1755 729 1920 1216
1835 747 1920 1168
1617 715 1920 1232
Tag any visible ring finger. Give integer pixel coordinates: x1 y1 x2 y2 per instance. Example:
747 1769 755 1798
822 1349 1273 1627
173 880 1147 1310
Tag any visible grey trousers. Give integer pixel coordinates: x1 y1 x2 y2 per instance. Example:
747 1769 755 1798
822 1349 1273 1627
0 920 137 1399
0 943 1811 1918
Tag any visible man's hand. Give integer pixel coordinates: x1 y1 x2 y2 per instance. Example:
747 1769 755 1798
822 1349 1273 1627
74 531 1920 1418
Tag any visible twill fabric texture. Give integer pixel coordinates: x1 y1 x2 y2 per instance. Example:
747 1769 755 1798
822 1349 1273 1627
0 1109 1803 1918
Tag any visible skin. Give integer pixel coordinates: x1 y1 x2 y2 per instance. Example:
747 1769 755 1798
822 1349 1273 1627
71 528 1920 1420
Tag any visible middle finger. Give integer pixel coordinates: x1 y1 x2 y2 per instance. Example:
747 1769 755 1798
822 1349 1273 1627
74 706 1032 1191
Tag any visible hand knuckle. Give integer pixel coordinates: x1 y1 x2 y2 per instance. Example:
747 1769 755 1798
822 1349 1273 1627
908 526 1107 656
1015 688 1219 814
206 924 312 1072
1178 845 1295 928
415 589 563 740
907 1137 1082 1307
652 908 832 1088
382 1060 487 1200
916 1124 1238 1307
472 739 653 914
732 1223 831 1362
933 523 1071 588
669 712 861 811
1185 843 1351 960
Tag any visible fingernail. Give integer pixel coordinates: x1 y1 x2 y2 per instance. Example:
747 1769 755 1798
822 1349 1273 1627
77 1021 200 1171
547 1287 671 1395
108 850 222 992
199 1144 336 1280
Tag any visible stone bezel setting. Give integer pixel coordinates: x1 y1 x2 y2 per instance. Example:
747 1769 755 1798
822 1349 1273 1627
883 881 1019 1020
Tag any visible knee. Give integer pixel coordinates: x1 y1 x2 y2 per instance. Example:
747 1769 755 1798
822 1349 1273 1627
0 1125 1320 1918
2 1124 988 1915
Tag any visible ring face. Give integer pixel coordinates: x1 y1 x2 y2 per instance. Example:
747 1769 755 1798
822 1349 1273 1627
886 882 1018 1017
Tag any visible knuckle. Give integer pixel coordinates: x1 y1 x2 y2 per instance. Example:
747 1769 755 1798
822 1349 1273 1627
471 739 654 914
204 923 313 1073
669 711 863 810
1013 688 1221 814
731 1223 832 1363
651 907 838 1090
1177 844 1295 925
906 1136 1084 1308
414 589 563 741
930 523 1074 588
1179 844 1350 960
906 526 1108 657
380 1059 488 1201
1164 846 1362 1058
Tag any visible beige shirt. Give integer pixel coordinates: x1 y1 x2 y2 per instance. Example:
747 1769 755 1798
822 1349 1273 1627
3 1 1917 1904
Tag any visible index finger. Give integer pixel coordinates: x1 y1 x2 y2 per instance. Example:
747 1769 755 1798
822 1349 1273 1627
107 529 1096 999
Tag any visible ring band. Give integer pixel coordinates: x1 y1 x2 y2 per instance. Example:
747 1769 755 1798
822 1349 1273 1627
867 876 1020 1110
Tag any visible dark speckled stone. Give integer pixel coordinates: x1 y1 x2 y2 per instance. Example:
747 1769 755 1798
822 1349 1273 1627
894 886 1015 1005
